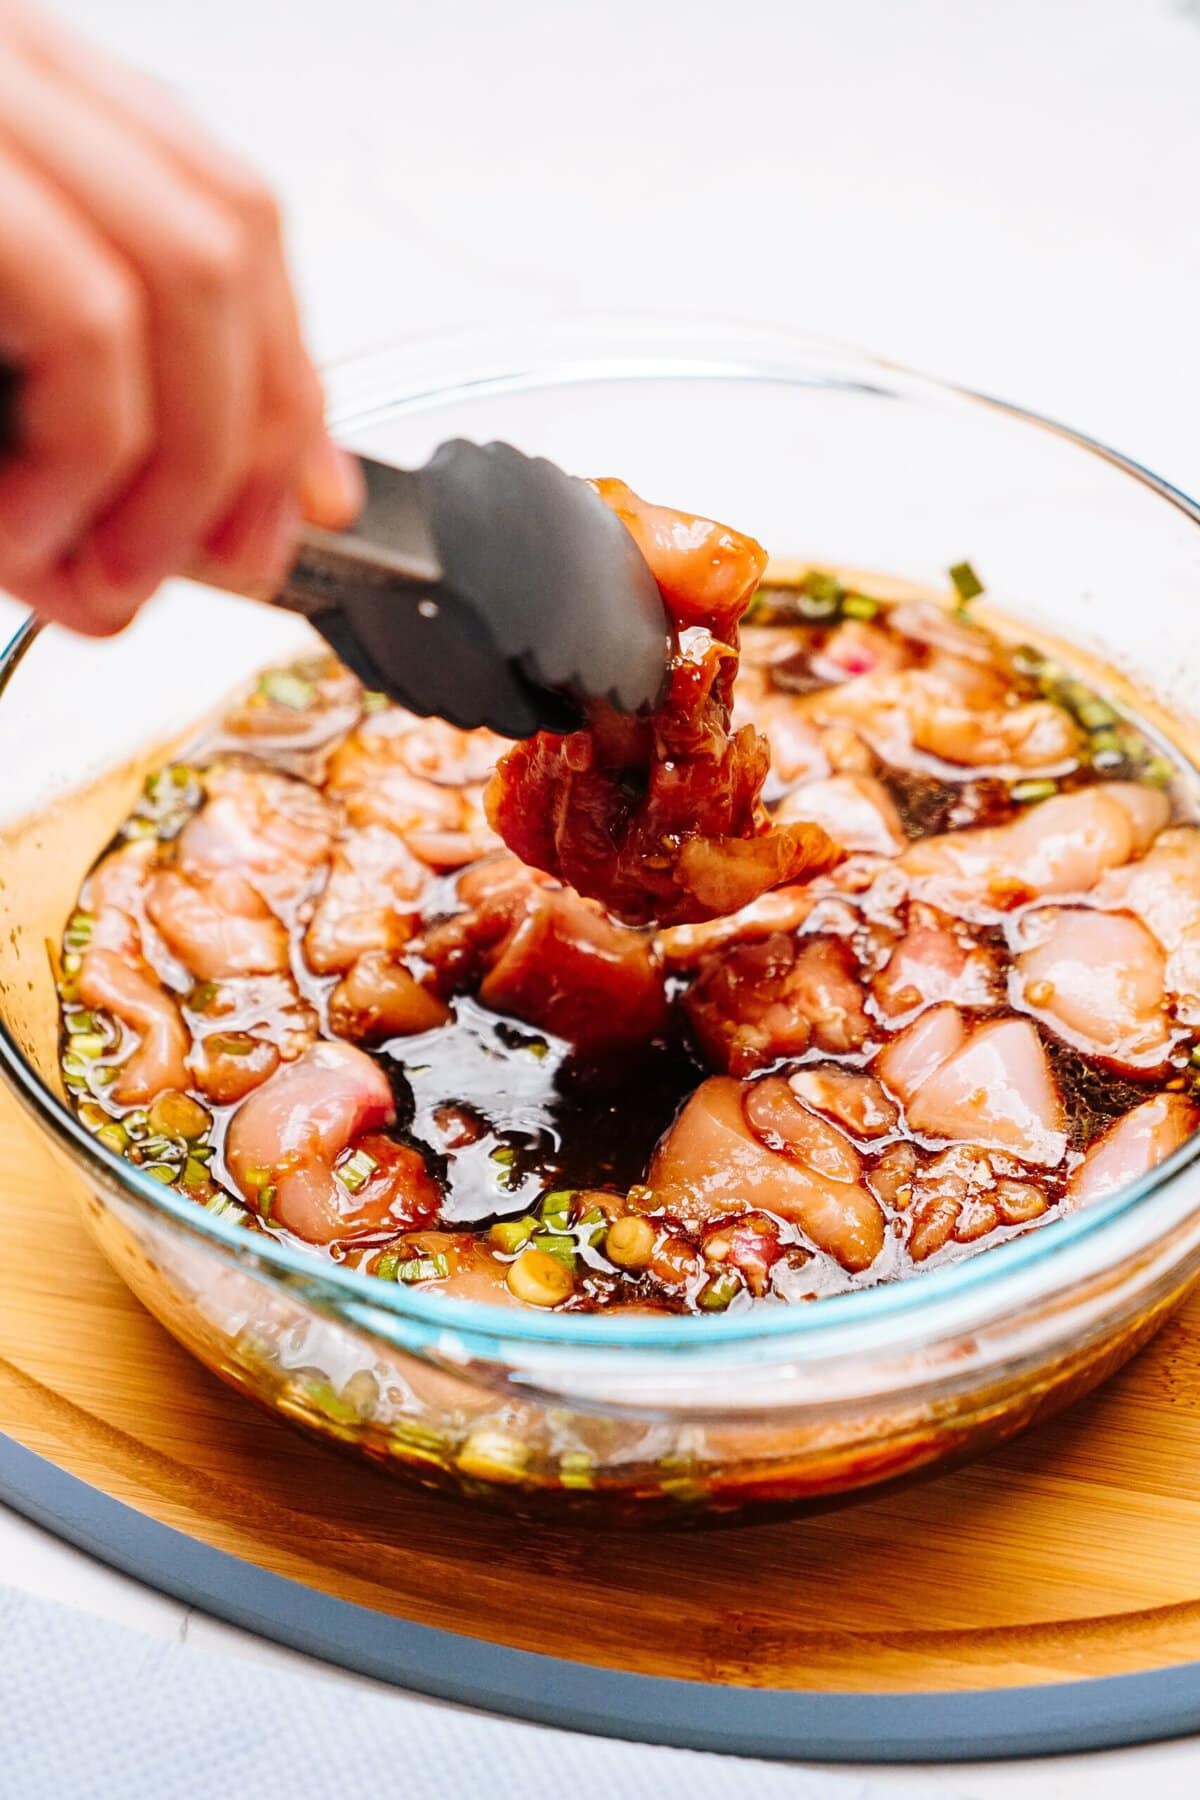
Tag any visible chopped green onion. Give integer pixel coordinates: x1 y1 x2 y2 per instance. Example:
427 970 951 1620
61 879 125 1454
1190 1045 1200 1069
134 1134 183 1162
61 1052 91 1082
794 590 839 621
205 1032 255 1057
387 1253 450 1284
530 1232 577 1270
144 1164 178 1185
1143 755 1175 788
63 911 95 952
488 1216 537 1255
374 1250 401 1281
489 1145 516 1166
1077 698 1118 731
66 1010 98 1035
1010 779 1059 805
559 1451 595 1490
361 689 390 714
258 1185 277 1222
243 1164 271 1189
577 1204 608 1248
338 1148 378 1195
95 1121 129 1154
188 981 219 1012
91 1066 117 1088
121 817 160 841
180 1157 212 1190
76 1101 108 1132
697 1269 743 1311
525 1037 550 1061
538 1188 576 1231
1012 645 1046 678
259 669 317 709
61 952 82 977
841 593 879 621
804 570 843 604
205 1192 250 1224
70 1033 107 1060
948 561 984 604
123 1110 149 1141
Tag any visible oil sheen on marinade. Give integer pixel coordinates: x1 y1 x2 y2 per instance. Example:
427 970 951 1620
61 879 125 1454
56 567 1200 1317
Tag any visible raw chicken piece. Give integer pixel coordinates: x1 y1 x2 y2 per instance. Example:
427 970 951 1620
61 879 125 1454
225 1041 438 1243
486 480 840 927
876 1003 1067 1166
684 931 871 1076
775 774 906 857
872 905 1001 1021
303 826 427 975
328 952 452 1042
786 1067 899 1139
885 599 996 666
655 884 818 969
186 971 318 1104
1089 827 1200 1025
1012 906 1174 1073
649 1074 886 1270
420 858 667 1057
326 712 504 868
78 923 190 1106
1068 1094 1200 1208
808 656 1081 776
147 869 289 980
178 763 333 908
899 784 1169 921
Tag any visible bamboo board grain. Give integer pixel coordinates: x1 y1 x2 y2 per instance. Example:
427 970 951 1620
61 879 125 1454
6 1089 1200 1697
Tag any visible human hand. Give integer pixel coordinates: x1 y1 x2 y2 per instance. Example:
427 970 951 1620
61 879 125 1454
0 2 362 635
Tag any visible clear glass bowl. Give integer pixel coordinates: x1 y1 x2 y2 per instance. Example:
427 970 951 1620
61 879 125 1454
3 319 1200 1522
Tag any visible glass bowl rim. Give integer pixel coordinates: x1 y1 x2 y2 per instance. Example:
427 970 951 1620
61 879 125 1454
4 314 1200 1362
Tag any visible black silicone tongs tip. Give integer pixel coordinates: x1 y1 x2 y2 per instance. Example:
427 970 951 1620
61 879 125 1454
277 439 673 740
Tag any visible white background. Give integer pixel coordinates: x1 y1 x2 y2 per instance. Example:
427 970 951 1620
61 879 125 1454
5 0 1200 1793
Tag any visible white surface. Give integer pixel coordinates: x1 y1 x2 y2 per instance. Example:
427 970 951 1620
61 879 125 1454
4 0 1200 1792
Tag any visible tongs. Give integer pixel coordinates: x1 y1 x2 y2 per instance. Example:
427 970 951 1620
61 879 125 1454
0 359 674 739
258 440 672 738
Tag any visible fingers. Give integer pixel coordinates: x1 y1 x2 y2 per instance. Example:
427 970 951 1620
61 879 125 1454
14 4 362 540
0 149 152 629
0 14 357 635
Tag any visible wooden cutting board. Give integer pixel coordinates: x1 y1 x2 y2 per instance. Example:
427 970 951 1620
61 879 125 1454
5 1076 1200 1706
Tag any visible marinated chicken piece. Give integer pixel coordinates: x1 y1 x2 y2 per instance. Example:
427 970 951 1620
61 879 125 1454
421 858 667 1056
775 774 905 857
328 952 452 1042
905 1146 1050 1262
219 658 363 751
1068 1094 1200 1208
77 916 190 1105
1089 827 1200 1025
884 599 996 666
650 1074 886 1270
326 712 504 869
147 869 289 979
684 931 871 1076
787 1067 899 1139
741 696 831 786
809 618 911 683
1012 906 1174 1073
876 1003 1067 1166
655 884 818 969
900 784 1170 921
225 1041 438 1243
303 826 427 975
178 763 333 907
86 838 156 922
872 905 1001 1021
186 972 318 1104
486 480 839 927
809 658 1081 777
